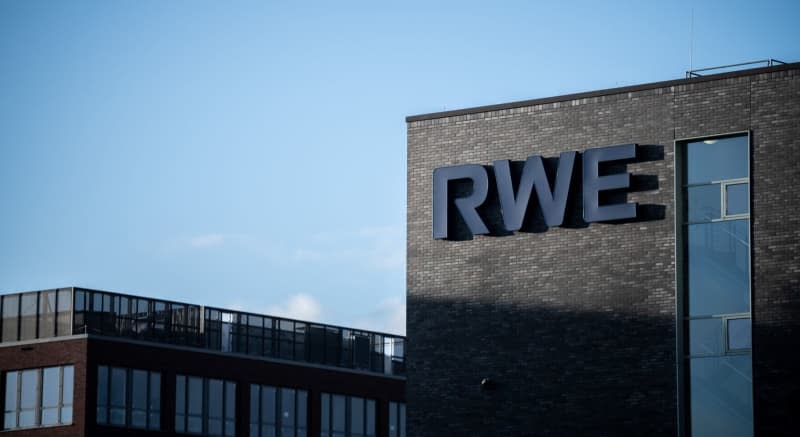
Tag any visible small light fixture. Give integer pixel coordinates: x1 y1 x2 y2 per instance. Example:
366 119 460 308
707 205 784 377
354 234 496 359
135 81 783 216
480 377 496 391
703 139 718 145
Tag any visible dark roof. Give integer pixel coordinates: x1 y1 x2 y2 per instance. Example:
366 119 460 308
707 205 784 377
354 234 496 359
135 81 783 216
406 61 800 123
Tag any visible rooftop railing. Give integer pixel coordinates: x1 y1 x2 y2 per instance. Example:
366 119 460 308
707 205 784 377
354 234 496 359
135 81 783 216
0 288 405 377
685 59 787 78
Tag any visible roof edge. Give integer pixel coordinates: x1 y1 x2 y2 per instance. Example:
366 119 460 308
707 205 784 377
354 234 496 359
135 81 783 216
406 61 800 123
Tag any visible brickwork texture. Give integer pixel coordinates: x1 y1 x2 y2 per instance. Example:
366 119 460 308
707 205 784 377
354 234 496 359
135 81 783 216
406 66 799 436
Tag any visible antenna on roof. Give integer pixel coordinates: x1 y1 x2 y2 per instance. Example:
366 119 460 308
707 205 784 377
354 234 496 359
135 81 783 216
689 6 694 72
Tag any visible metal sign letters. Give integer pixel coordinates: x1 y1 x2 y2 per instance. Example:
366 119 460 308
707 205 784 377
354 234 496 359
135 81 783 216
433 144 638 239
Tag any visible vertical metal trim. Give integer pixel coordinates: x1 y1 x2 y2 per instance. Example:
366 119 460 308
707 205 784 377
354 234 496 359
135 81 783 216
673 137 686 437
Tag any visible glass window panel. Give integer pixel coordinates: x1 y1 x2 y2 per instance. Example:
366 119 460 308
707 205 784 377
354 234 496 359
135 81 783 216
61 406 73 424
4 412 16 429
176 414 185 433
297 390 307 429
149 411 160 430
188 415 202 433
208 379 223 420
188 377 203 415
321 393 329 432
41 367 60 408
2 295 19 342
175 375 186 415
332 395 345 432
389 402 397 437
110 407 126 426
131 370 148 409
110 368 127 407
19 293 37 341
686 135 748 184
56 289 72 336
131 409 147 429
150 372 160 410
280 388 295 429
19 369 37 409
687 184 720 222
726 183 749 216
97 366 109 423
262 386 276 424
225 419 235 436
690 355 753 437
351 397 364 434
399 404 405 437
366 400 375 436
689 318 724 356
728 318 752 350
225 382 235 420
62 365 73 405
5 371 18 411
39 291 56 338
19 410 35 427
687 220 750 316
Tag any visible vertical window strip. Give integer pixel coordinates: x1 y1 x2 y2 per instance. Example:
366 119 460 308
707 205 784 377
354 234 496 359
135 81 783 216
96 366 161 430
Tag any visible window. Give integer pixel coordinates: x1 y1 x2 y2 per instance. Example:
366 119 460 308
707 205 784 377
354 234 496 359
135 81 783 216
679 133 753 437
320 393 375 437
175 375 235 436
96 366 161 430
3 365 73 430
388 402 406 437
1 289 73 343
250 384 308 437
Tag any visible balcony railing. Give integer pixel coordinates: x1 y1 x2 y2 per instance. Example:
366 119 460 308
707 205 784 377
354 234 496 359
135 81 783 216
0 288 405 377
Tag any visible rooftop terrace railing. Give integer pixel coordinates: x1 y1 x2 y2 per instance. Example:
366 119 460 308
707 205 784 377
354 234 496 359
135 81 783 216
0 288 405 377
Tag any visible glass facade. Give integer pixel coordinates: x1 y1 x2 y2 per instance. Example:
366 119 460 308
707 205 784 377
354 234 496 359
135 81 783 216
320 393 375 437
96 365 161 430
175 374 236 436
249 384 308 437
3 365 73 430
0 289 72 342
680 134 753 436
0 288 405 377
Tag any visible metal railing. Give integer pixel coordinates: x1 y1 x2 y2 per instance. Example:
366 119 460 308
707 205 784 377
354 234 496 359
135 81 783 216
686 59 787 78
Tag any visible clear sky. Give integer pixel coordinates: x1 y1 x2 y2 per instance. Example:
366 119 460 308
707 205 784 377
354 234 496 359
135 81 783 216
1 0 798 335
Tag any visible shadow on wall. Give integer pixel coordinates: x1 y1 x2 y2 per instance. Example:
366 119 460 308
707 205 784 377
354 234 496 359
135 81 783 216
446 145 666 240
406 295 677 436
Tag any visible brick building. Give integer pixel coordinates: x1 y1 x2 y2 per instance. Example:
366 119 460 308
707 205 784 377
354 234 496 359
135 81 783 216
406 62 799 436
0 287 406 436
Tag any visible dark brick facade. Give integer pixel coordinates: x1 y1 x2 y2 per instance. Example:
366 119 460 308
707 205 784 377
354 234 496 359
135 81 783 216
0 336 404 436
406 64 800 436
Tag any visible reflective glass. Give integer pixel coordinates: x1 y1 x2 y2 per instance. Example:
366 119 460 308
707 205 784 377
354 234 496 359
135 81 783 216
690 355 753 437
689 318 723 356
281 388 295 428
687 184 720 222
208 379 223 421
728 318 752 350
20 369 37 409
42 367 60 408
351 397 364 434
687 220 750 316
110 368 127 425
262 386 276 423
62 406 72 424
131 370 147 428
250 385 259 426
332 395 345 432
5 372 17 411
20 293 37 341
366 400 375 436
39 291 56 338
4 412 16 429
188 377 203 415
56 289 72 336
389 402 397 437
149 372 160 412
2 295 19 342
175 375 186 415
686 135 748 184
726 183 749 216
321 394 329 432
297 390 307 430
19 410 35 427
399 404 405 437
97 366 109 424
62 365 73 406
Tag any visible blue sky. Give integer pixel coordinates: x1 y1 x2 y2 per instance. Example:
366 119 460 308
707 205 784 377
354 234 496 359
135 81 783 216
1 1 798 334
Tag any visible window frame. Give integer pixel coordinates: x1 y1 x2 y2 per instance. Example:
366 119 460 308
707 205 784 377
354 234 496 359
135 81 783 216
3 365 74 430
96 365 161 431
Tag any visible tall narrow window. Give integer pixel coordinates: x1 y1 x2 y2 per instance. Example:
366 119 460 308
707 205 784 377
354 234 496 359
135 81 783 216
175 374 235 436
320 393 375 437
249 384 308 437
388 402 405 437
679 133 753 437
3 365 74 430
96 365 161 430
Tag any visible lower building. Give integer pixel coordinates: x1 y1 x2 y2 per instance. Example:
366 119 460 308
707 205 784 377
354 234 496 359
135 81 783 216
0 287 406 436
